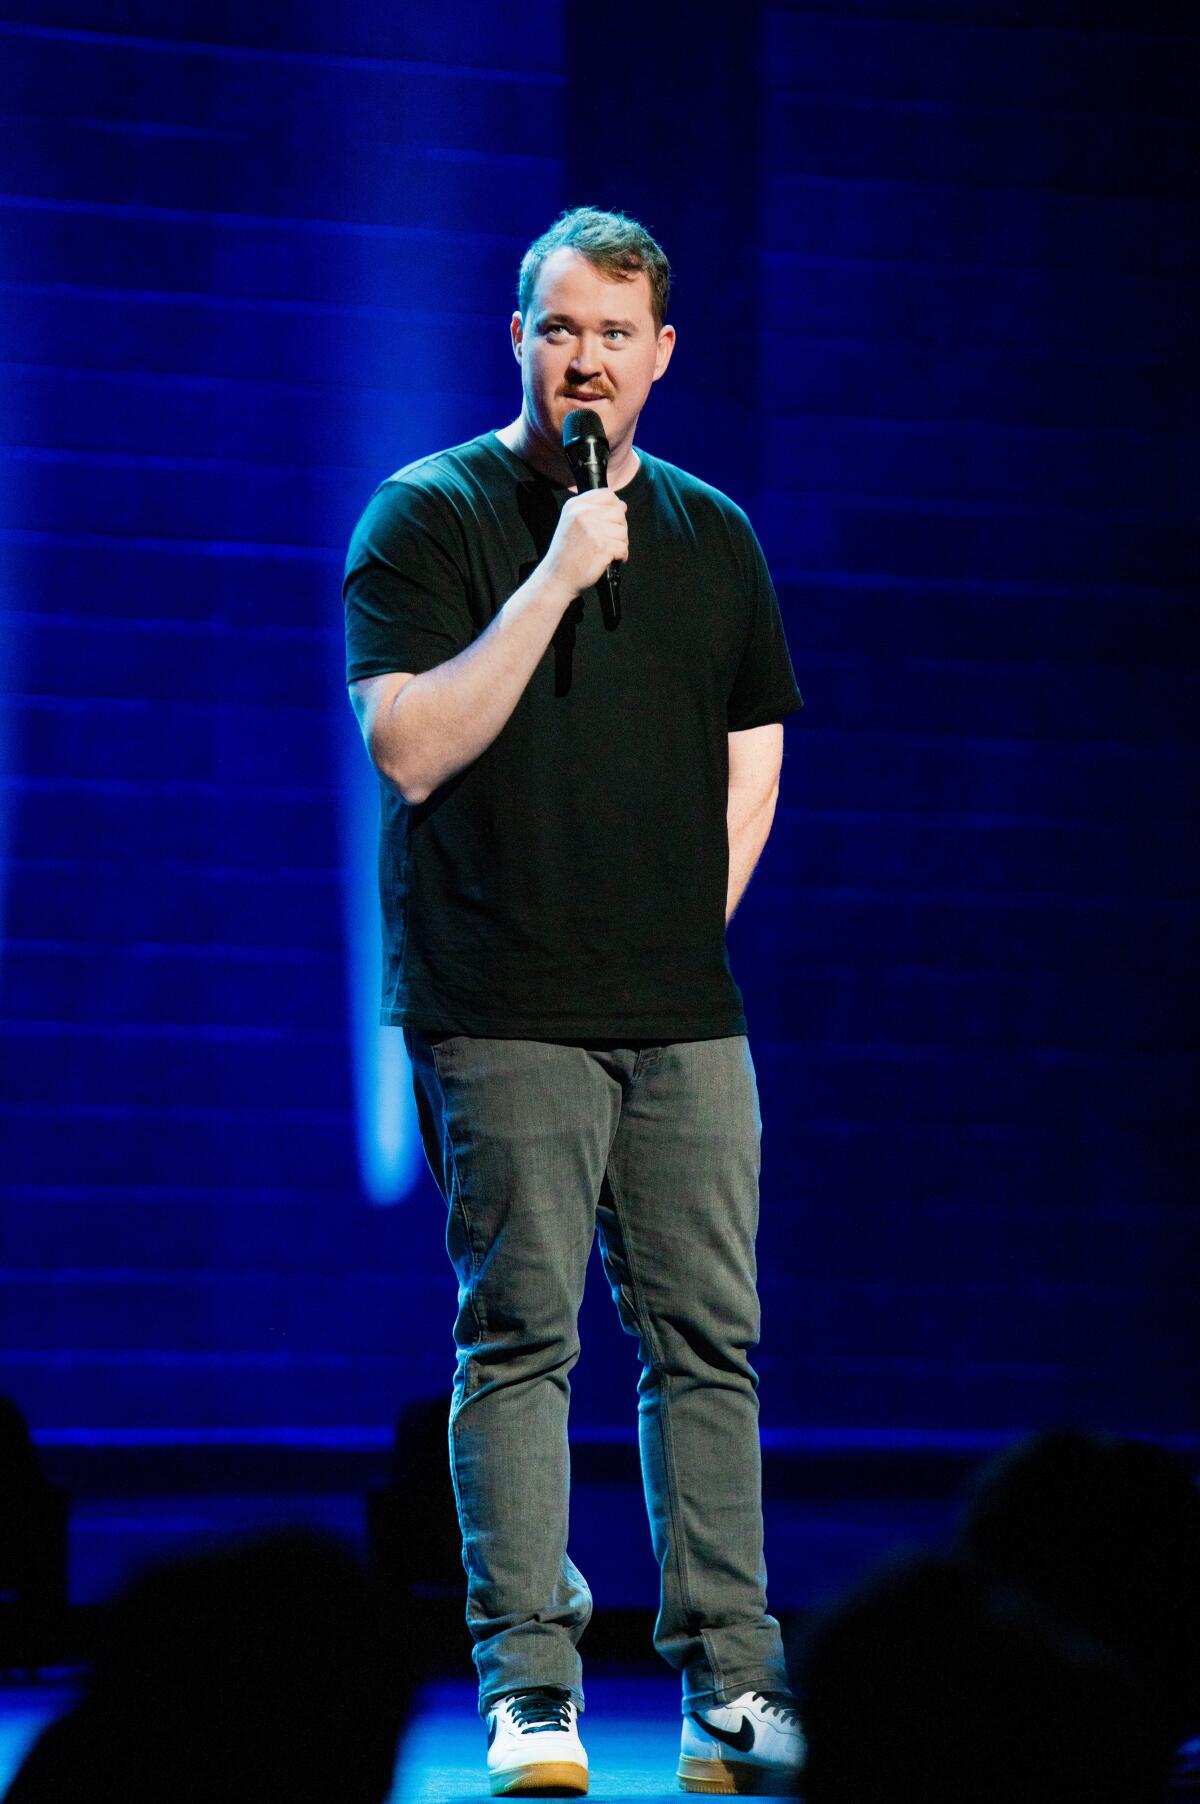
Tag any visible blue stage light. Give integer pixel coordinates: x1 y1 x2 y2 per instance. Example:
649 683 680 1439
337 698 422 1205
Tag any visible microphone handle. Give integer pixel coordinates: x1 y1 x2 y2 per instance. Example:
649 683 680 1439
573 456 622 630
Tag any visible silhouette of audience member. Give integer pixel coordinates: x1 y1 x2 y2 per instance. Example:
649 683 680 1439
791 1549 1172 1804
6 1526 411 1804
366 1397 468 1685
959 1430 1200 1759
0 1397 67 1674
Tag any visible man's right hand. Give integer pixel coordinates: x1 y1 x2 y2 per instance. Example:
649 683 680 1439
542 490 628 601
352 491 630 805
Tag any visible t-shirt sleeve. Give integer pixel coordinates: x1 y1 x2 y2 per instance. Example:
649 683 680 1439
725 513 805 731
343 476 474 684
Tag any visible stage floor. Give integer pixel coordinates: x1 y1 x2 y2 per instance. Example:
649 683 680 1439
0 1672 759 1803
394 1675 709 1802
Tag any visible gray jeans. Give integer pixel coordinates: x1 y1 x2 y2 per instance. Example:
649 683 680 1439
404 1030 788 1716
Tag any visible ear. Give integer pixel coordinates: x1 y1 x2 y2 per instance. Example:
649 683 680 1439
510 311 524 362
652 323 676 383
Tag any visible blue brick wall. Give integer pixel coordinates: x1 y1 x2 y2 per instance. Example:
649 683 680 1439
0 5 1195 1450
740 3 1199 1438
0 5 566 1433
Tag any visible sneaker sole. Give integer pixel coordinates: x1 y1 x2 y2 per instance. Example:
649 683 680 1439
677 1754 796 1795
490 1761 589 1797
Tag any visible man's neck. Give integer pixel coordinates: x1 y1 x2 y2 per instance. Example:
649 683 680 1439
495 416 641 492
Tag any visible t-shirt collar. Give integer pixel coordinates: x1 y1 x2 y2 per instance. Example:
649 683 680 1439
486 430 651 509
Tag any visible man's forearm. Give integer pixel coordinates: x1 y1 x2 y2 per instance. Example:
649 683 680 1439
726 784 779 924
357 486 627 804
365 563 573 804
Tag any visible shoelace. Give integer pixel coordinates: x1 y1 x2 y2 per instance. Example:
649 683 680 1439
754 1691 801 1727
508 1689 573 1734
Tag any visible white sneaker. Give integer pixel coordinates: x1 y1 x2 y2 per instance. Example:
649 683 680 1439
485 1687 589 1796
677 1690 806 1794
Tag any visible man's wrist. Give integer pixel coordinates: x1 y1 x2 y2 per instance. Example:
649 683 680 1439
519 559 576 618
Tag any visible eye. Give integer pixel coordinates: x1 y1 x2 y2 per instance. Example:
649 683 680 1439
604 329 629 342
541 323 570 340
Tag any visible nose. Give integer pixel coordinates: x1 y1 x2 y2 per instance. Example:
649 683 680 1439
568 334 604 376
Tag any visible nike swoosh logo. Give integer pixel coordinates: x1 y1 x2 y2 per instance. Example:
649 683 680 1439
689 1713 755 1754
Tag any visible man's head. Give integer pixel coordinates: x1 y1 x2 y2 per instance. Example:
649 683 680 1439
959 1430 1200 1743
517 207 671 333
792 1551 1172 1804
509 207 675 475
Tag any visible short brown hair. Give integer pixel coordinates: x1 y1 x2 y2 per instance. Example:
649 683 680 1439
517 207 671 332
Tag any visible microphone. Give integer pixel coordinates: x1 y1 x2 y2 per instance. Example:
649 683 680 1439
562 408 621 630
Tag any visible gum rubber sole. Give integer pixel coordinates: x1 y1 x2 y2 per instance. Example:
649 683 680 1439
677 1754 797 1795
490 1761 589 1797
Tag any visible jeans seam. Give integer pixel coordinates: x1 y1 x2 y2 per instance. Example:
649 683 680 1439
604 1158 725 1700
429 1041 483 1593
629 1043 664 1087
430 1039 484 1351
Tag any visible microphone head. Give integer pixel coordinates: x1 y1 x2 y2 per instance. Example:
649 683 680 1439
562 408 608 456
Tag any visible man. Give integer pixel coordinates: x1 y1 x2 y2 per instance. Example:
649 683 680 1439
344 208 805 1797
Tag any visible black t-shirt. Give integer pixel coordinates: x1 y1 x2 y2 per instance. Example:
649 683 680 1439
343 431 803 1040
